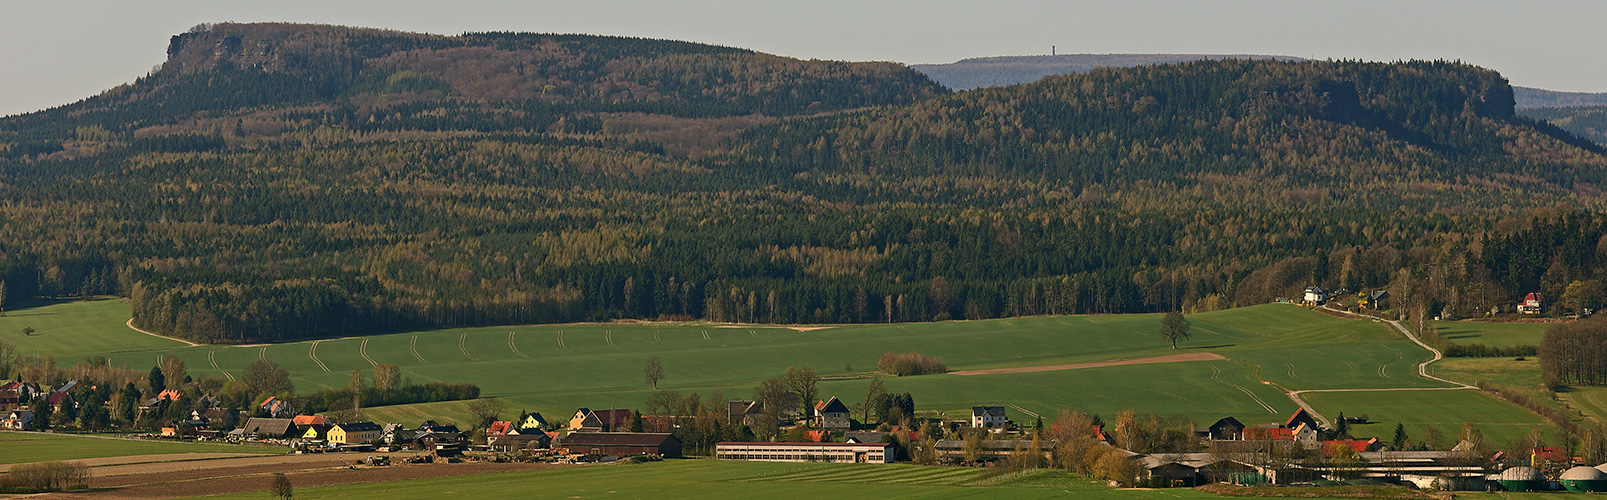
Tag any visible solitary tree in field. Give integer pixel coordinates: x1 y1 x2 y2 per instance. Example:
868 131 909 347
1159 311 1191 349
270 472 293 500
645 356 664 389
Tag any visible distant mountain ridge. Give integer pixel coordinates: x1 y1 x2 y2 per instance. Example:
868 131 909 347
1513 87 1607 109
911 53 1304 90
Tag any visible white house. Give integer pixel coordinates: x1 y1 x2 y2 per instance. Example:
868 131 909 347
971 406 1008 429
1303 286 1328 304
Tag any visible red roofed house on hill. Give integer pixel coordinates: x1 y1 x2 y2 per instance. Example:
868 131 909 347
1521 293 1544 314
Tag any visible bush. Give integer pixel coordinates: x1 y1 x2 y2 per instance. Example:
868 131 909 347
877 352 946 376
0 461 90 493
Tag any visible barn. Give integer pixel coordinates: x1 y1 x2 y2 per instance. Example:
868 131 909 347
558 432 682 458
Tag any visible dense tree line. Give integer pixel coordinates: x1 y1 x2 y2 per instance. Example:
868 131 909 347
1541 316 1607 386
1 25 1606 342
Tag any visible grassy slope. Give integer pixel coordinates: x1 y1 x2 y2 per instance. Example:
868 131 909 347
175 459 1244 500
12 299 1550 442
0 431 280 464
0 299 184 362
1432 320 1548 347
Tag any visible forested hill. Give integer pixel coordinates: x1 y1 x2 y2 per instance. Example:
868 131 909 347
2 22 945 146
1 25 1605 344
910 53 1302 90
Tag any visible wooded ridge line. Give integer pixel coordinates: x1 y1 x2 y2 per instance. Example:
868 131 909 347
0 23 1603 343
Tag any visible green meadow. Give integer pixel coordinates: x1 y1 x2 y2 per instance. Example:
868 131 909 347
0 431 280 464
4 299 1557 441
1433 320 1548 347
1302 390 1553 445
0 299 184 362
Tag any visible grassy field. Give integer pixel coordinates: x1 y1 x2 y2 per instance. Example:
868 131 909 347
1433 320 1548 347
0 431 281 464
1302 389 1554 445
171 459 1243 500
5 299 1551 441
0 299 185 362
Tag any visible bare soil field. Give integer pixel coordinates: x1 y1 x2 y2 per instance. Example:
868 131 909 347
0 453 260 473
949 352 1225 375
19 452 555 499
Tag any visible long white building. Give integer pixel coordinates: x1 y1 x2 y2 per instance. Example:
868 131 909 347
715 441 893 464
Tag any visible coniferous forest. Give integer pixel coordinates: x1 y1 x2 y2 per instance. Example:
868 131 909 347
2 23 1607 343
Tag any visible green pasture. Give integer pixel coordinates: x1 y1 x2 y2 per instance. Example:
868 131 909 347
0 431 280 464
7 299 1546 436
0 299 184 362
174 459 1242 500
1559 386 1607 424
1433 320 1548 347
1302 389 1555 446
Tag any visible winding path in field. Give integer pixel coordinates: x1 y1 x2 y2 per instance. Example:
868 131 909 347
1282 306 1478 427
126 318 201 346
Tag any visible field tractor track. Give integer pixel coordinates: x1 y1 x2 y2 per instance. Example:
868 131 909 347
308 341 331 372
1211 366 1277 413
360 338 378 367
258 347 266 361
509 331 529 359
209 350 234 381
459 333 481 361
606 330 616 348
409 335 428 364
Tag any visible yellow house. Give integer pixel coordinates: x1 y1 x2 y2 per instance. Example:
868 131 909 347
301 423 333 440
328 422 382 444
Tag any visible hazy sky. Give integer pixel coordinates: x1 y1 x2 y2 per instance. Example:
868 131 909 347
3 0 1605 117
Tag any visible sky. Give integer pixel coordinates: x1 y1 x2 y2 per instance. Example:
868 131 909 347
3 0 1606 117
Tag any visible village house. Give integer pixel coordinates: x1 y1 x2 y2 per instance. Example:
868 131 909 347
2 381 41 403
300 422 335 441
717 441 893 463
486 420 515 437
971 405 1008 429
328 422 382 444
1520 293 1544 314
2 409 35 431
558 432 682 458
1197 417 1245 441
727 400 764 427
1361 290 1389 310
569 408 634 432
519 412 548 432
1284 409 1320 432
0 388 18 411
259 396 296 418
814 397 851 429
415 421 468 451
1303 286 1328 304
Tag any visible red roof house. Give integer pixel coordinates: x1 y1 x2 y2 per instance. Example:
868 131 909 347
1243 427 1294 441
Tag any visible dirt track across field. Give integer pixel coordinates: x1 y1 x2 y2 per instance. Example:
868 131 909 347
949 352 1225 376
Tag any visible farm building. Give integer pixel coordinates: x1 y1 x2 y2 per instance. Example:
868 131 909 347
329 422 381 444
728 400 763 427
569 408 634 432
300 423 334 440
488 431 553 453
558 432 681 458
259 397 296 418
234 417 297 439
814 397 851 429
933 438 1051 462
1492 466 1546 491
1284 409 1320 431
1561 466 1607 492
971 406 1008 429
716 441 892 464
